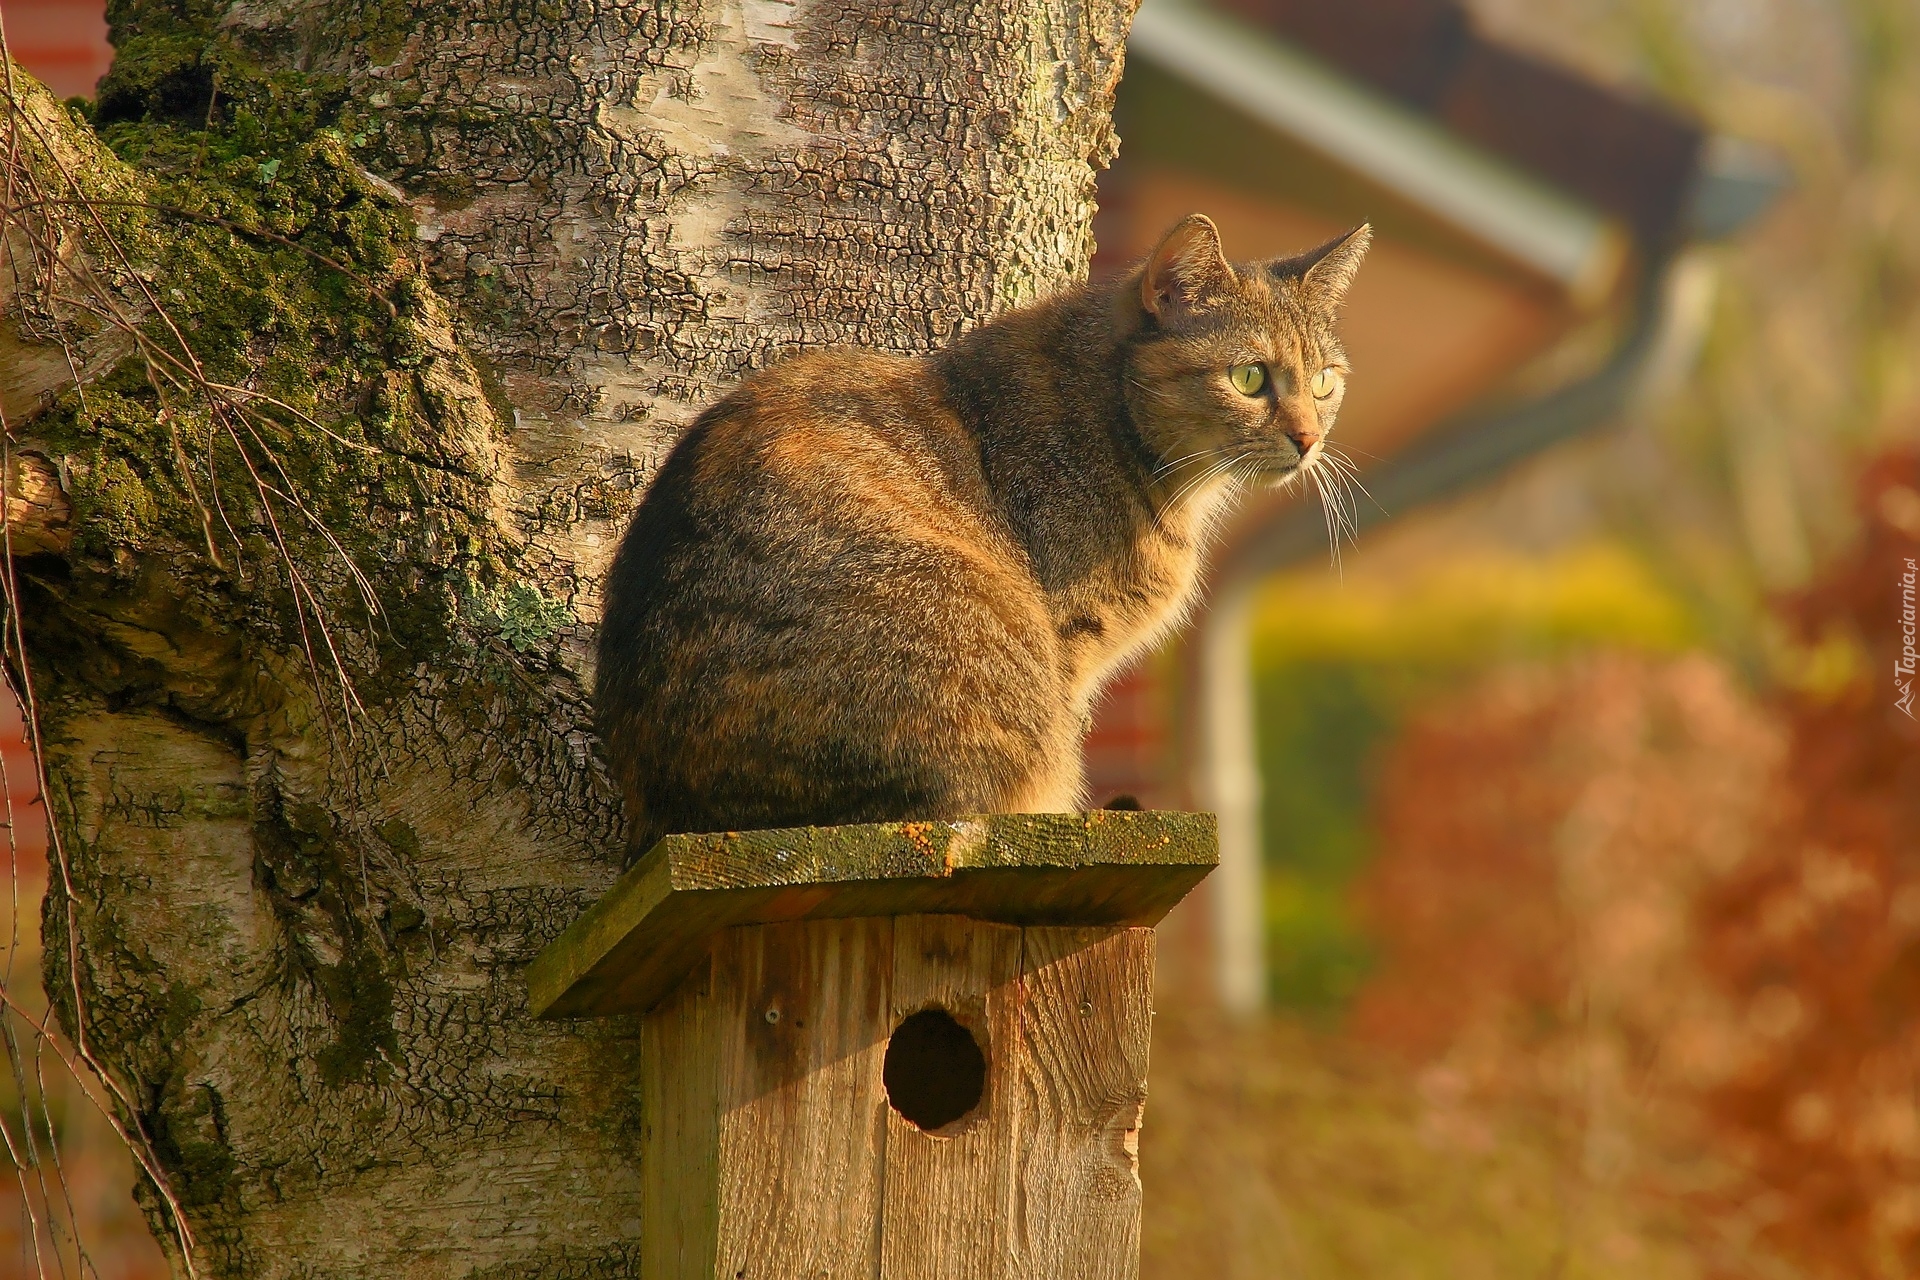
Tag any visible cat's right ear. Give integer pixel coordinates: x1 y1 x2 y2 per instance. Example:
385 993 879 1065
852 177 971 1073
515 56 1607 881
1141 214 1234 322
1273 224 1372 311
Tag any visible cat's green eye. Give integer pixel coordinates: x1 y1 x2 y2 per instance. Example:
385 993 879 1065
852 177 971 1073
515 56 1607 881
1311 366 1344 399
1229 363 1267 396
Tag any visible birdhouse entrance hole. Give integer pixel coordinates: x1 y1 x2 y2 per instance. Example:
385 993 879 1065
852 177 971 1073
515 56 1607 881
883 1007 987 1132
526 813 1219 1276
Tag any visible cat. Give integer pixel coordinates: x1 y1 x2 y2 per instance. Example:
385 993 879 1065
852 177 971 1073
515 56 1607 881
596 214 1369 858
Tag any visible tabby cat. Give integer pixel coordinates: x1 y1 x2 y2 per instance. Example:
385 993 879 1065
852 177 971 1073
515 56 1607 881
596 214 1369 856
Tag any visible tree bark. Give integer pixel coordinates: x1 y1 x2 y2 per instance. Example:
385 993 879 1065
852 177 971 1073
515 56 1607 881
3 452 72 555
3 0 1135 1272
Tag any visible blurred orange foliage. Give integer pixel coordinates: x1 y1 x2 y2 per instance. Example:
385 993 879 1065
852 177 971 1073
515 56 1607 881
1694 446 1920 1276
1354 446 1920 1277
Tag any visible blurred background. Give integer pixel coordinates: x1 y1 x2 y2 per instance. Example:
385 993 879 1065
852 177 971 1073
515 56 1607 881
4 0 1920 1275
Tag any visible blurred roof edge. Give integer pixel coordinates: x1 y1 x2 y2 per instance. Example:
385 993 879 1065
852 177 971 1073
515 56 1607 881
1125 0 1789 587
1209 0 1705 249
1130 0 1630 304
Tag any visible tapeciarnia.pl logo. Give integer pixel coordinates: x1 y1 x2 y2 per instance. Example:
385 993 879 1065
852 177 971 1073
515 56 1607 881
1899 556 1917 719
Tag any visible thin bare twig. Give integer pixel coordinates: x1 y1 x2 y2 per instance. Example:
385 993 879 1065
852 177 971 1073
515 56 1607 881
0 33 407 1277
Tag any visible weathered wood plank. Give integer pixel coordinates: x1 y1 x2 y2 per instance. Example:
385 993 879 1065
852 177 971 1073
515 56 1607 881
879 915 1024 1279
636 917 1165 1279
530 812 1215 1019
639 954 720 1280
1011 927 1154 1280
712 918 893 1280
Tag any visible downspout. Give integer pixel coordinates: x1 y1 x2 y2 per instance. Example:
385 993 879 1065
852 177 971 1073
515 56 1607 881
1195 586 1264 1013
1193 252 1717 1015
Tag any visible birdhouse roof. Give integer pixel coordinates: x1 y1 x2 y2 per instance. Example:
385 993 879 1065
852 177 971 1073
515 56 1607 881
527 811 1217 1019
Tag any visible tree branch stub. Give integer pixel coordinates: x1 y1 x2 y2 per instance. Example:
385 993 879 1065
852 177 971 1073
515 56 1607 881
3 450 72 556
9 0 1144 1272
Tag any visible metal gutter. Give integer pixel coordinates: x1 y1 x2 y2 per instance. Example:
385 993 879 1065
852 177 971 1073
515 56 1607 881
1192 254 1711 1014
1135 1 1790 1017
1224 263 1683 589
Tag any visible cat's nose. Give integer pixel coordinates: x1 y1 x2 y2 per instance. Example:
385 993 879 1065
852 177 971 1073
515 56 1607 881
1285 421 1322 455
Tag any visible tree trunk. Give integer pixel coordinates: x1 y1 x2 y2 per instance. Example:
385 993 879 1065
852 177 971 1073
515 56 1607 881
2 0 1135 1270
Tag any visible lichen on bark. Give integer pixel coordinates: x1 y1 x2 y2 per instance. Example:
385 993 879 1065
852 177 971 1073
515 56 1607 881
5 0 1138 1271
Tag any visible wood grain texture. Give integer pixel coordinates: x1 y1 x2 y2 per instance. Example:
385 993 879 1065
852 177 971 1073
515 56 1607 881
15 0 1148 1265
638 916 1161 1280
640 955 720 1280
713 918 893 1280
880 915 1024 1277
1012 928 1155 1280
530 811 1214 1019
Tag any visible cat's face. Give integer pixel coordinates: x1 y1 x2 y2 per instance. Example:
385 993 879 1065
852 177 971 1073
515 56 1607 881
1122 216 1370 498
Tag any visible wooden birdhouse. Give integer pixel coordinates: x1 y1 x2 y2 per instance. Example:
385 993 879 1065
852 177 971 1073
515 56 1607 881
528 810 1216 1279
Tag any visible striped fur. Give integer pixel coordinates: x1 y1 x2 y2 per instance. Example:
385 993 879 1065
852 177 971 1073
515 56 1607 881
597 216 1369 855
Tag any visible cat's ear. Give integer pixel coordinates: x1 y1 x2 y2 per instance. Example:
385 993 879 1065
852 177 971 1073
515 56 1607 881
1274 223 1371 310
1142 214 1235 321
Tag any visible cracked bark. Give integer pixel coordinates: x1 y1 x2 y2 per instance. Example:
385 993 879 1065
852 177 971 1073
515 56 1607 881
4 452 72 554
5 0 1137 1274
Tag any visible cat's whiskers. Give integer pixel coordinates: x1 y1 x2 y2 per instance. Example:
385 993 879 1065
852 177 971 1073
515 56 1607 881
1320 446 1385 523
1152 442 1249 499
1305 452 1363 578
1127 375 1182 412
1161 455 1240 515
1330 469 1360 545
1151 446 1231 482
1324 455 1359 539
1155 450 1249 531
1319 456 1370 565
1231 455 1270 497
1309 447 1362 536
1307 463 1342 575
597 214 1372 855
